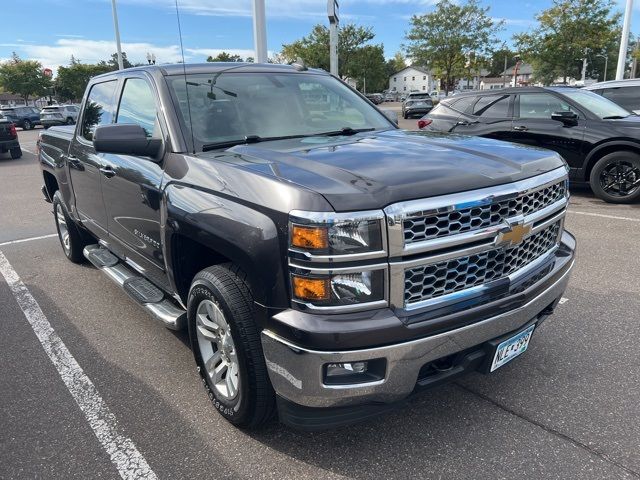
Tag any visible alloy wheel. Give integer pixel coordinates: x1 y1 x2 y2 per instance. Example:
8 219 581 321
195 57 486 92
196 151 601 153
599 160 640 199
55 203 70 252
196 299 240 401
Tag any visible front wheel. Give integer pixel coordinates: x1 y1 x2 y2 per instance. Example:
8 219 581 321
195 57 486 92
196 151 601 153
188 265 275 428
590 151 640 203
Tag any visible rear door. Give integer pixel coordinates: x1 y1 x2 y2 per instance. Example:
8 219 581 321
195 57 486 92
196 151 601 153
67 79 118 237
100 74 168 286
511 92 587 168
451 93 514 141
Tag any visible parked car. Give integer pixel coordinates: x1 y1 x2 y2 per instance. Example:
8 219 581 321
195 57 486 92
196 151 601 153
584 79 640 115
418 86 640 203
402 92 434 119
40 105 80 128
0 118 21 158
38 63 574 429
384 92 396 102
365 93 384 105
0 106 41 130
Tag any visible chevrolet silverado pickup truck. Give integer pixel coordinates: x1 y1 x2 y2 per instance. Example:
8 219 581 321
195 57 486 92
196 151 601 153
38 63 575 430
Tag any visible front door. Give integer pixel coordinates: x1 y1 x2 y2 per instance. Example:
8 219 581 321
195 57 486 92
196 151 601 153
67 79 118 237
511 92 587 169
100 75 167 287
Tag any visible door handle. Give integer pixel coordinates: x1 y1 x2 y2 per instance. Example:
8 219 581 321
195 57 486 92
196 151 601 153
67 155 84 170
99 165 116 178
513 125 529 132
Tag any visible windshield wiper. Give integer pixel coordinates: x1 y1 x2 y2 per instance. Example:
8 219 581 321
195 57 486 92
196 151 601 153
313 127 377 137
602 115 628 120
202 134 308 152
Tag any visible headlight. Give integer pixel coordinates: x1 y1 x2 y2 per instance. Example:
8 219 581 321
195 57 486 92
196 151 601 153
288 210 388 311
288 210 386 259
290 266 387 310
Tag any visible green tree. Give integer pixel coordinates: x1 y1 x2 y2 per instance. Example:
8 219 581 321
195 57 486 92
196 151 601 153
348 44 387 92
281 24 378 79
514 0 620 85
55 59 112 102
0 53 52 103
404 0 503 93
385 51 407 78
488 46 517 77
206 52 243 62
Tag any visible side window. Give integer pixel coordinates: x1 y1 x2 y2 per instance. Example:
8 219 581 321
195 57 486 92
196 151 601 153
116 78 158 138
518 93 575 119
472 95 510 118
81 80 117 141
601 87 640 113
449 95 477 114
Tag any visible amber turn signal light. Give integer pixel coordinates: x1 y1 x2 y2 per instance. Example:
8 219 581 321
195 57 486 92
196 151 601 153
292 276 330 301
291 225 329 250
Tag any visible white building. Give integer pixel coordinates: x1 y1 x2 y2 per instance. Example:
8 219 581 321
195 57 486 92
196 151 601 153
480 77 507 90
455 69 490 91
388 66 434 94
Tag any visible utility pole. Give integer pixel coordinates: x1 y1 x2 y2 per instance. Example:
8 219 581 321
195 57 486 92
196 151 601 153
503 55 508 88
616 0 634 80
328 0 339 77
596 53 608 82
581 55 588 84
111 0 124 70
252 0 268 63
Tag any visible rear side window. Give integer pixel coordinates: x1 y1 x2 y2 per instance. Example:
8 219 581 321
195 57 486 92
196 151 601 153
81 80 117 141
116 78 158 138
600 86 640 113
472 95 510 118
448 95 476 114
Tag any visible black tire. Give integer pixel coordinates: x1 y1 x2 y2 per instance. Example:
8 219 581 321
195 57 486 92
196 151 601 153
403 112 408 119
22 119 32 130
52 191 89 263
66 117 74 125
187 264 275 428
589 151 640 204
10 147 21 159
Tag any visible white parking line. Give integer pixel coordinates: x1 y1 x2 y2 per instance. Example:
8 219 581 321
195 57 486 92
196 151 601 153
0 234 57 247
567 210 640 223
0 251 158 480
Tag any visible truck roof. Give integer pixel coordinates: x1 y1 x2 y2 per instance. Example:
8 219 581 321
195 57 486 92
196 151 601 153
92 62 327 80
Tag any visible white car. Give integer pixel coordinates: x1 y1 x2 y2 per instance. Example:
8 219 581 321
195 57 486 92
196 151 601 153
584 79 640 115
40 105 80 128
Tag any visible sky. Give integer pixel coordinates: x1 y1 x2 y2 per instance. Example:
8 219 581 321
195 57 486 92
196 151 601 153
1 0 639 73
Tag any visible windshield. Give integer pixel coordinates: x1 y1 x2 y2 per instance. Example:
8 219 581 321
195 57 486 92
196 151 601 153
561 89 631 119
167 72 393 151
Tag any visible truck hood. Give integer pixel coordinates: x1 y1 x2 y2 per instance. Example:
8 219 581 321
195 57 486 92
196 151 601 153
217 129 566 211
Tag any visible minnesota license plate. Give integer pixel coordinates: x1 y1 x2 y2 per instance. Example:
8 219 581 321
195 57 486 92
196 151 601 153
490 324 535 372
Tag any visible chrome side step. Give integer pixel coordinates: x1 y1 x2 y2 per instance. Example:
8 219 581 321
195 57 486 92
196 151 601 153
83 244 186 330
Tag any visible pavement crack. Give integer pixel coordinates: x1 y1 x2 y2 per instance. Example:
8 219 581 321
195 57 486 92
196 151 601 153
455 382 640 479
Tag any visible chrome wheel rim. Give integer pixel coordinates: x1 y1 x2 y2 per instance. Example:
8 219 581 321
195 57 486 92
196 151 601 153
196 299 240 401
55 203 70 252
600 161 640 198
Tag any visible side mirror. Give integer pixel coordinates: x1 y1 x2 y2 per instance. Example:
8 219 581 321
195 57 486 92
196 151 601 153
93 124 162 159
551 111 578 125
380 108 398 125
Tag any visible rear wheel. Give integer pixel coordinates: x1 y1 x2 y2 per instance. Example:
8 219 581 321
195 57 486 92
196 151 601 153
53 191 89 263
22 119 32 130
590 151 640 203
10 147 21 159
188 265 275 428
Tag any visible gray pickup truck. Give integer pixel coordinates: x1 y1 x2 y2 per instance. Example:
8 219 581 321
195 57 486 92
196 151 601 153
38 63 575 429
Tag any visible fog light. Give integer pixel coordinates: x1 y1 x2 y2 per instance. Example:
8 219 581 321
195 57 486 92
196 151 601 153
326 362 368 376
323 358 386 386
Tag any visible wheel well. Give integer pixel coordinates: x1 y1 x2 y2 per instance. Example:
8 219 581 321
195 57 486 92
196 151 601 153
172 234 231 303
43 171 59 198
585 145 640 181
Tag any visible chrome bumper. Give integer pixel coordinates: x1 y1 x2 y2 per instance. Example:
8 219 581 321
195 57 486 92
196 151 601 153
262 257 573 408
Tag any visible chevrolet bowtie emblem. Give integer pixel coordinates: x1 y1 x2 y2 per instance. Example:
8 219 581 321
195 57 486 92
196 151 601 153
499 222 532 246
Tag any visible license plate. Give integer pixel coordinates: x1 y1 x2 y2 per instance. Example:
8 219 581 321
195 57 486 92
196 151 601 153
490 324 535 372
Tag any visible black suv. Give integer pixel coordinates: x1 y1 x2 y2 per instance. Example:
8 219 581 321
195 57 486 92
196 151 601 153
419 87 640 203
0 106 41 130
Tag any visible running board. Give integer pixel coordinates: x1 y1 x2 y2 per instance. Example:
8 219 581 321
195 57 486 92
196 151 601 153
83 244 186 330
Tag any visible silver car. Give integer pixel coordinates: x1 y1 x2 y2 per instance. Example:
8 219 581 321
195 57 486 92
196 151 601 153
584 79 640 115
40 105 80 128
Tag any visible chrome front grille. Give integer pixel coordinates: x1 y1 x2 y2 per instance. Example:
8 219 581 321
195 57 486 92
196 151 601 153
403 179 567 244
385 167 569 311
404 221 561 304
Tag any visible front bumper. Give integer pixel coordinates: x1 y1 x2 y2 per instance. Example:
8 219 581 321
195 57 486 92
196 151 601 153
262 232 575 412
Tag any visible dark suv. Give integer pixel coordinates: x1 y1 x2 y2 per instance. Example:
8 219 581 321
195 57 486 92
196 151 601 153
419 87 640 203
0 106 41 130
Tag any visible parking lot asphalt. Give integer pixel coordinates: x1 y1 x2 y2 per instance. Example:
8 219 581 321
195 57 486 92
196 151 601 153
1 128 639 480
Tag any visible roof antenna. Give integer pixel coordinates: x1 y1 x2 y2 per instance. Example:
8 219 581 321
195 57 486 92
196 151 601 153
174 0 196 154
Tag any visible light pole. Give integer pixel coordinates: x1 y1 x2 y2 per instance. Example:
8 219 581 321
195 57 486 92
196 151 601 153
110 0 124 70
596 53 608 82
252 0 268 63
328 0 339 77
616 0 634 80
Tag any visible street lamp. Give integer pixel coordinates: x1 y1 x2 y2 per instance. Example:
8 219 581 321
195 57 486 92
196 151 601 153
596 53 608 82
